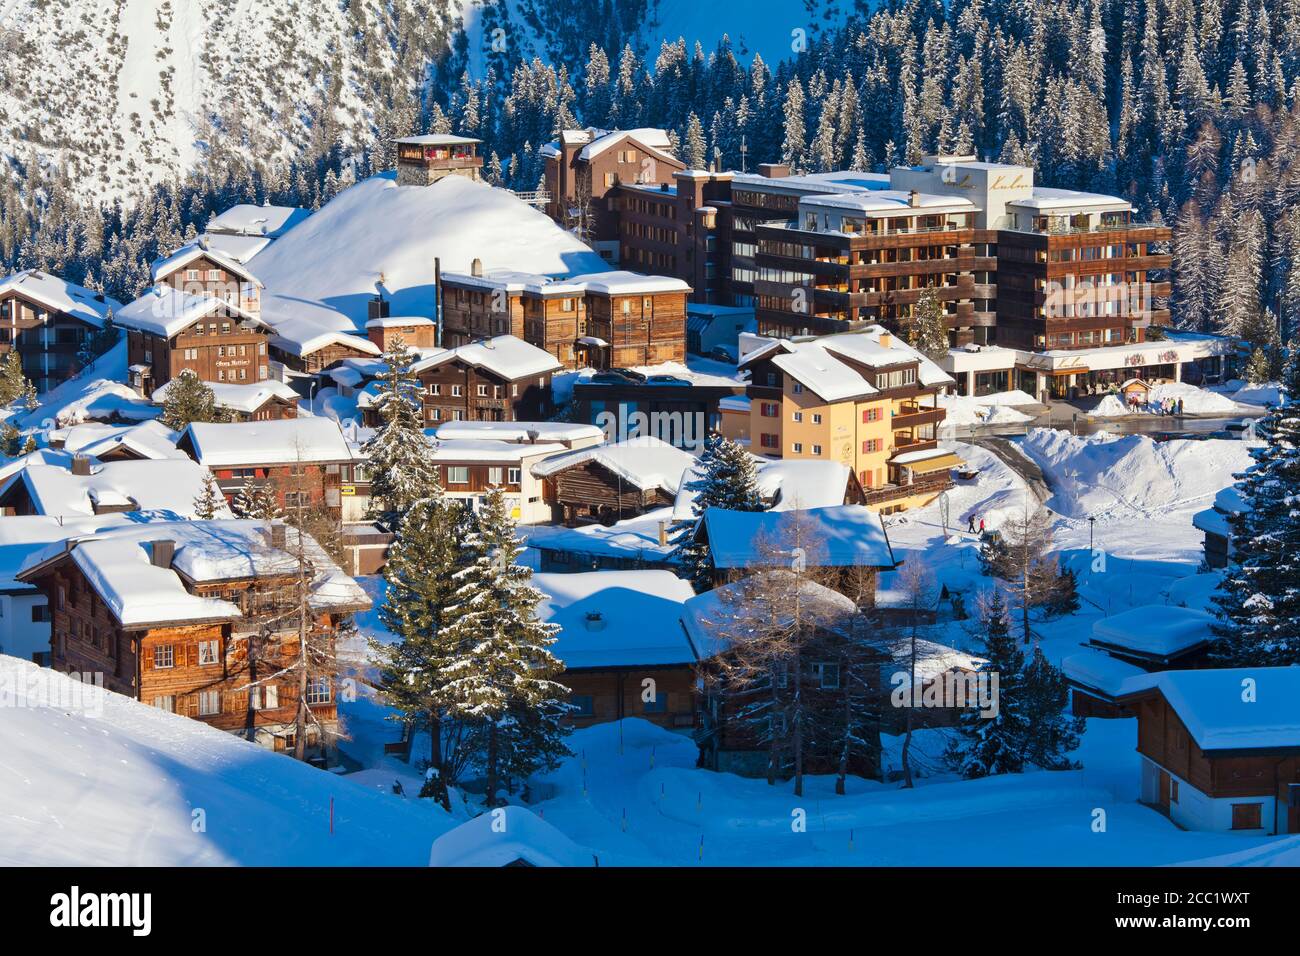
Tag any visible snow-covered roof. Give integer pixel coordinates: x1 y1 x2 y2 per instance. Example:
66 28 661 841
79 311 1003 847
1118 668 1300 752
152 378 300 414
433 420 604 444
529 436 694 492
70 420 186 461
206 203 311 239
1009 187 1132 212
442 267 691 297
672 457 852 521
16 520 369 628
0 270 121 328
742 326 953 402
1062 649 1148 699
0 460 229 520
150 241 264 287
396 134 481 146
116 286 268 338
575 127 676 164
426 438 566 463
730 169 892 197
250 174 607 351
1089 605 1214 660
532 570 698 669
428 806 596 867
518 507 678 562
180 417 353 467
800 190 976 217
411 335 561 380
364 315 434 329
268 328 380 358
700 505 896 569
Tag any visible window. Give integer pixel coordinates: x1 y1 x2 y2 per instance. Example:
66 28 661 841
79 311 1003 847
571 695 594 716
760 433 779 449
428 383 441 396
197 640 219 666
185 269 200 281
604 173 615 188
153 695 176 713
812 444 822 456
451 385 463 397
1231 803 1262 830
477 384 487 397
198 690 221 716
488 467 504 485
306 678 332 705
811 414 822 425
863 407 881 423
814 662 840 689
792 442 803 454
760 401 779 417
31 603 50 623
1170 779 1179 804
862 439 882 454
507 467 521 484
792 382 804 394
154 644 175 669
251 684 279 710
206 269 221 281
792 411 803 423
447 466 469 484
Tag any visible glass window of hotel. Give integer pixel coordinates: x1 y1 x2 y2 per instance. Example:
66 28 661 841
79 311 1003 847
792 411 803 423
812 444 822 455
792 442 803 453
489 467 504 485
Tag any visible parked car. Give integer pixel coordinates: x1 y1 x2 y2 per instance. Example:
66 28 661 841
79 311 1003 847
707 345 737 363
646 374 690 386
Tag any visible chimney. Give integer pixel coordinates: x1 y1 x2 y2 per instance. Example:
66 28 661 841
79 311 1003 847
583 611 607 632
149 540 176 569
878 331 893 349
908 190 920 208
658 520 668 547
269 521 287 550
367 296 389 321
471 258 484 278
758 162 790 179
71 455 92 476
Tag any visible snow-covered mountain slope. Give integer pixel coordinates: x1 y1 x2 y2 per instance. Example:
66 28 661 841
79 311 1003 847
0 655 447 864
0 0 453 205
253 171 607 343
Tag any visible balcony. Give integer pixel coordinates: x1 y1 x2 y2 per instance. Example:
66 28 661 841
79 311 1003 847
891 405 946 429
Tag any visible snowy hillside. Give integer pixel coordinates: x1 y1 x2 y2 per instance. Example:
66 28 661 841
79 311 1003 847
253 172 608 342
0 0 455 205
0 655 447 864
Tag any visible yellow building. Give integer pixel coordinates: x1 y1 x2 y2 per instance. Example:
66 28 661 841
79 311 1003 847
739 327 962 513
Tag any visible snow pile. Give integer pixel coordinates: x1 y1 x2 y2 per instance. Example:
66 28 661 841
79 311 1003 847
1018 428 1255 519
0 656 446 864
1230 381 1283 406
938 393 1033 428
972 389 1038 407
1146 382 1238 414
251 174 608 347
1089 394 1131 418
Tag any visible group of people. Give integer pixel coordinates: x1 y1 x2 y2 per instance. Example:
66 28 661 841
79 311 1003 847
1124 391 1185 416
966 514 986 535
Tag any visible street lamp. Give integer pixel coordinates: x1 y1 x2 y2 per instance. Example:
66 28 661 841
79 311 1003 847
1088 515 1095 553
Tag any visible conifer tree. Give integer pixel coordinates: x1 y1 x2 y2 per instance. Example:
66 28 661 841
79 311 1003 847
1020 645 1084 770
371 488 476 810
0 350 28 406
670 432 766 592
192 473 225 519
440 486 569 806
946 591 1028 778
362 336 439 530
907 286 950 358
233 475 282 520
1212 350 1300 665
160 369 218 430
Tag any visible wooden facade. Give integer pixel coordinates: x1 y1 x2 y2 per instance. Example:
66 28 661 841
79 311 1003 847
583 289 687 368
0 287 104 392
154 251 261 318
406 357 554 428
26 551 355 756
125 303 271 396
270 339 376 375
563 665 696 730
541 459 675 526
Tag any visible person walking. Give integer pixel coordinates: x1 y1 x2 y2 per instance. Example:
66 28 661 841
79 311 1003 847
1177 397 1184 416
979 518 986 534
968 514 977 534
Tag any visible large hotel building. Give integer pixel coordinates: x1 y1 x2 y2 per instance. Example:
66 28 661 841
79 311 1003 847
542 137 1210 403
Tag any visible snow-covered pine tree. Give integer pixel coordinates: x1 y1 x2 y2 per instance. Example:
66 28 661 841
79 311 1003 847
0 350 28 406
1020 645 1084 770
372 490 477 809
233 475 282 520
193 473 225 520
440 486 569 806
1212 349 1300 666
160 369 219 430
362 336 440 530
907 286 949 358
946 590 1028 778
670 431 766 592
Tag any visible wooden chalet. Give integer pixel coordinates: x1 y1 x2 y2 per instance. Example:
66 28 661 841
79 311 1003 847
438 267 690 368
1063 605 1216 719
153 378 301 422
268 328 381 375
0 271 122 393
428 438 568 525
532 570 698 730
150 240 264 319
401 335 561 428
530 436 695 526
16 521 371 760
394 134 483 187
117 286 273 396
177 417 356 517
692 504 897 603
1115 668 1300 834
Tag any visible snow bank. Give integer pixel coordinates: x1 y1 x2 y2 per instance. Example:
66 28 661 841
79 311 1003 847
1230 381 1282 406
1146 382 1238 414
1089 394 1130 418
0 656 448 864
1018 428 1254 519
938 393 1033 428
